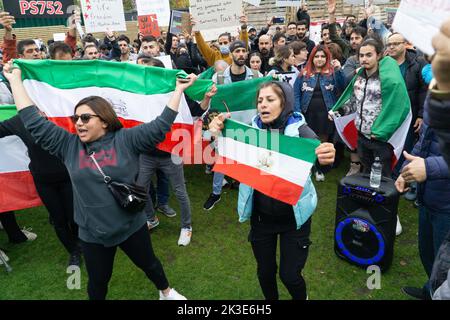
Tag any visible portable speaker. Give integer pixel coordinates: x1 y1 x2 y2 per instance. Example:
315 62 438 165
334 173 399 272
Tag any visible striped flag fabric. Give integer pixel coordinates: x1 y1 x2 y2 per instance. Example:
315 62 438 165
0 105 42 213
1 60 271 212
213 119 320 205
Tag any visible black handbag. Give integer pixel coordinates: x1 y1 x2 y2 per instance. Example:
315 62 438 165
89 152 147 214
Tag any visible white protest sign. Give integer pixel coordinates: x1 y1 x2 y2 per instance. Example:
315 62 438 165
393 0 450 55
190 0 243 32
276 0 302 6
135 0 171 27
53 33 66 41
343 0 389 4
80 0 126 33
155 55 173 69
244 0 262 6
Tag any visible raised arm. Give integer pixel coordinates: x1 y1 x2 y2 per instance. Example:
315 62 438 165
123 74 198 154
3 62 73 159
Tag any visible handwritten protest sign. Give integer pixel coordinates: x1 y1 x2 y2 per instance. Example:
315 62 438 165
190 0 242 32
169 10 192 35
393 0 450 55
244 0 262 6
138 14 161 37
136 0 171 27
276 1 302 6
80 0 126 33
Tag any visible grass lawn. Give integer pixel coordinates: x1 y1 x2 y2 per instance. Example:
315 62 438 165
0 162 426 300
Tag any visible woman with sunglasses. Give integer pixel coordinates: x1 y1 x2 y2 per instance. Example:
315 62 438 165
2 61 192 300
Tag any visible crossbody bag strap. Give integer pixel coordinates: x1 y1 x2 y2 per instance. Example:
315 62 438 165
89 152 111 184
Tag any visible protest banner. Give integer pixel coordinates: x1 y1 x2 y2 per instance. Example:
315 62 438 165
136 0 171 27
80 0 126 33
138 14 161 37
393 0 450 55
169 10 192 35
190 0 243 32
3 0 74 19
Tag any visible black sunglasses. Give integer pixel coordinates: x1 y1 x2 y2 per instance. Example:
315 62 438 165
70 113 100 124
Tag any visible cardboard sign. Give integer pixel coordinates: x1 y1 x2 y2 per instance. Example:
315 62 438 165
136 0 171 27
169 10 192 35
190 0 243 32
393 0 450 55
138 14 161 37
3 0 74 19
80 0 126 33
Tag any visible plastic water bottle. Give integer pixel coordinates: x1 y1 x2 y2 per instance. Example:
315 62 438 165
370 157 382 189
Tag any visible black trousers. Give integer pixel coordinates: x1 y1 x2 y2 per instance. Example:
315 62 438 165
0 211 27 243
249 216 312 300
80 224 169 300
357 135 393 177
33 179 78 254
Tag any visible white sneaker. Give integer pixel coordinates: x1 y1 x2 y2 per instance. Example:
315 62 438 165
178 228 192 246
396 216 402 236
222 178 229 187
0 249 9 265
159 288 187 300
315 171 325 182
22 227 37 241
346 162 361 176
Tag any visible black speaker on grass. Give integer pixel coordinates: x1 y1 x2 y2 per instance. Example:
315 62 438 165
334 173 399 272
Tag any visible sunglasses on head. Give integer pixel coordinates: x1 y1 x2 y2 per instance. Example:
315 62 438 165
70 113 100 124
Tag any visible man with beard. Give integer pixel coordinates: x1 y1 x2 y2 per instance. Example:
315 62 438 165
257 34 274 75
204 40 262 211
296 20 316 56
117 35 138 62
342 26 367 82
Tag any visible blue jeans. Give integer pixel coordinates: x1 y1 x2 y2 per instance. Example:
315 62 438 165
418 206 450 278
148 169 169 206
212 172 224 195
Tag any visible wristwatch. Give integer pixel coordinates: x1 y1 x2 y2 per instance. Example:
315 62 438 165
430 79 450 100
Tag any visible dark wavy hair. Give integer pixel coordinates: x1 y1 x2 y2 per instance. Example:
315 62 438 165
74 96 123 132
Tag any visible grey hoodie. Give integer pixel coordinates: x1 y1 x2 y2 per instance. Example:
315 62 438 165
20 105 177 246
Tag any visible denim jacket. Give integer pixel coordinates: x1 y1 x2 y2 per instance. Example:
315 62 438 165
237 113 318 230
293 70 346 113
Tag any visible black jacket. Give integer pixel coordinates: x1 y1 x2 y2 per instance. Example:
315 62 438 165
0 114 70 183
403 49 428 121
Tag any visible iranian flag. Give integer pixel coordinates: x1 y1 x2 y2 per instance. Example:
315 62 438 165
213 119 320 205
332 56 412 166
14 59 216 159
0 106 42 213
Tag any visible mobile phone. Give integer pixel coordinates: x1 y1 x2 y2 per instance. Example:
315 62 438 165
273 17 285 24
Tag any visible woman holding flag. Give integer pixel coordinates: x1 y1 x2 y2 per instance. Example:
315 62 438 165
209 81 335 300
2 61 191 300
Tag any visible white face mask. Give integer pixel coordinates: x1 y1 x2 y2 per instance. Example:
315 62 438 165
179 39 186 45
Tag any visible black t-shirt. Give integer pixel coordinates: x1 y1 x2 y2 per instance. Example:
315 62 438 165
230 69 247 83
